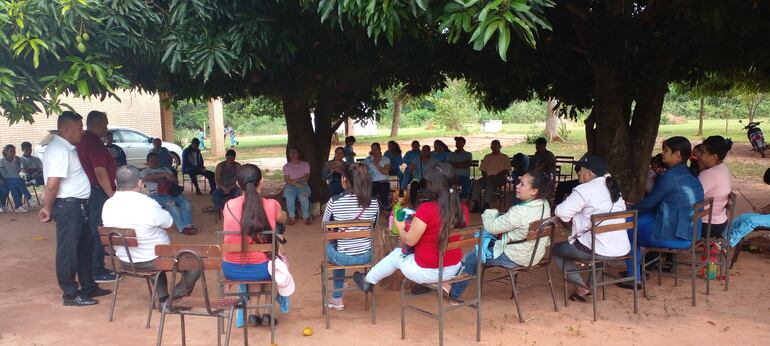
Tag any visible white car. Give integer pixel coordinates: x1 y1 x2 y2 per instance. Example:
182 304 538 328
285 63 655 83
35 127 183 168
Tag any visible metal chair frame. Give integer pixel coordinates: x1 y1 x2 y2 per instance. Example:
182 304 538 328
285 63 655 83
641 198 713 307
320 220 376 329
481 217 560 323
99 227 161 328
218 230 278 345
400 224 483 346
562 210 639 321
155 245 242 346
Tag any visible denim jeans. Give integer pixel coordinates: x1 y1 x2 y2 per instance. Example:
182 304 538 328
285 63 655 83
365 248 462 285
371 180 391 211
284 183 311 219
5 177 31 208
450 251 518 299
731 212 770 247
212 187 241 210
625 211 691 281
400 170 412 190
151 193 194 230
326 243 372 299
88 186 109 276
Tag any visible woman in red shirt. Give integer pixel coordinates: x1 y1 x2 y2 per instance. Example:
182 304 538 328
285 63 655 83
222 164 287 326
353 162 468 294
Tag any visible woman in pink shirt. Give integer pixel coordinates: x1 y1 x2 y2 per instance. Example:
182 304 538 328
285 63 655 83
697 136 733 238
283 146 312 225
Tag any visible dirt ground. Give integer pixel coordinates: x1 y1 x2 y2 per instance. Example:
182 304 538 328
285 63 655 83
1 150 769 345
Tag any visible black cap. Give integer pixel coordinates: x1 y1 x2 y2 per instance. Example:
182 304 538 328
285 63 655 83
575 153 608 176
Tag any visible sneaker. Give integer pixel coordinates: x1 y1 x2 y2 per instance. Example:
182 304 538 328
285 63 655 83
94 273 118 283
15 207 29 213
326 297 345 311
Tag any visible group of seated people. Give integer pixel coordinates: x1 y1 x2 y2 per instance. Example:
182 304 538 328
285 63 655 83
0 142 43 213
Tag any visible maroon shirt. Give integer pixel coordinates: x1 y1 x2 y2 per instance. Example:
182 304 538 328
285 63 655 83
76 130 117 190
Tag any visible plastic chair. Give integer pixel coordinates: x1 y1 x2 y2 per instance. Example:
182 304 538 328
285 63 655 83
481 217 560 323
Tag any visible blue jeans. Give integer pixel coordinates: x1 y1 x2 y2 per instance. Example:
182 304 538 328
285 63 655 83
625 211 691 280
151 194 194 229
229 134 238 146
456 175 471 199
199 136 206 149
450 251 518 299
5 177 31 208
400 170 412 190
212 187 241 210
284 183 311 219
326 243 372 299
731 213 770 247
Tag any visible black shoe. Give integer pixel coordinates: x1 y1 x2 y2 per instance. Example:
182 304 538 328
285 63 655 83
353 272 372 293
261 313 277 326
616 282 643 290
568 292 590 303
63 295 98 306
248 314 262 326
195 190 203 195
410 285 432 295
85 287 112 298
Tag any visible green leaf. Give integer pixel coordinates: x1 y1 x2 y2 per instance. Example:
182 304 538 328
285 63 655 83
497 25 509 61
415 0 428 11
76 79 89 96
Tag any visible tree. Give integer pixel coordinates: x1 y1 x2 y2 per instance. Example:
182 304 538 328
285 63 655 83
544 97 563 141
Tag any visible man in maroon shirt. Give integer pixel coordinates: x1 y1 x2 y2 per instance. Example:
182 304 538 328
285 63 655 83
76 110 117 283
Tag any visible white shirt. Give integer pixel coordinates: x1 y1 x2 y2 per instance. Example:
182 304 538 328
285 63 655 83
364 155 390 182
447 150 472 177
43 135 90 199
554 177 630 257
102 191 173 263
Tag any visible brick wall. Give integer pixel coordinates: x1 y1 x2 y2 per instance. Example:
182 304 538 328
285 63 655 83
0 90 161 147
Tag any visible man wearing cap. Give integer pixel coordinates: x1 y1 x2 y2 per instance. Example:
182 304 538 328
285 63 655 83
40 111 111 306
530 137 556 174
76 110 118 283
447 137 473 199
469 140 511 212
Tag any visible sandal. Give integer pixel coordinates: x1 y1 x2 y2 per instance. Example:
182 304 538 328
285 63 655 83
304 218 312 225
287 218 296 225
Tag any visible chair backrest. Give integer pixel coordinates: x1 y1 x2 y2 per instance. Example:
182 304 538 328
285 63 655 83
693 198 714 240
589 210 638 258
555 156 575 177
440 224 483 283
522 217 559 268
322 220 374 267
98 227 139 272
154 244 223 313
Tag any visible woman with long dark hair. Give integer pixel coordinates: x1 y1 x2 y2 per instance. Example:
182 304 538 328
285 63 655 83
322 163 380 310
364 142 392 211
353 162 468 296
621 136 704 288
697 136 733 238
323 147 347 197
222 164 289 326
384 140 404 190
553 154 630 301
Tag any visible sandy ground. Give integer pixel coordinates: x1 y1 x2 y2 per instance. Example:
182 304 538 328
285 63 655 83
1 138 769 345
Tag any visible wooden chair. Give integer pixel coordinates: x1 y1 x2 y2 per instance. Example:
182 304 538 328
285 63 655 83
400 224 483 346
320 220 376 329
481 217 560 323
154 244 242 346
99 227 161 328
555 155 575 180
641 198 713 307
470 160 479 178
562 210 639 321
218 230 278 345
181 171 208 193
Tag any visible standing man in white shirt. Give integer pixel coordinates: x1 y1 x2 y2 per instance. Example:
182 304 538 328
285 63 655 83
39 111 111 306
102 166 200 304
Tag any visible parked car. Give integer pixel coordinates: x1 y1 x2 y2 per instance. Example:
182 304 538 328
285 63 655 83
35 127 183 168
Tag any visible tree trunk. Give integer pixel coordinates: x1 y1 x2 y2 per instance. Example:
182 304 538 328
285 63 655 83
545 97 564 142
590 67 666 202
698 96 704 136
283 93 331 205
390 94 403 138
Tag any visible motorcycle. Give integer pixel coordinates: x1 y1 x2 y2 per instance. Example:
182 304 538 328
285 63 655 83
740 120 766 158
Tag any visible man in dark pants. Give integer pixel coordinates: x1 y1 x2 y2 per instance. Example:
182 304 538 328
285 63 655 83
39 111 111 306
182 138 216 195
76 110 118 283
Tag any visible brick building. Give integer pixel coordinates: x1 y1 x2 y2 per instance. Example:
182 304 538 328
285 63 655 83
0 90 162 147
